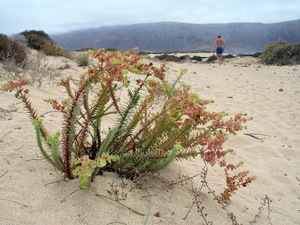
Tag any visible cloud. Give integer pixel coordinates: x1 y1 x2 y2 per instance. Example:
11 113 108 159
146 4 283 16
0 0 299 35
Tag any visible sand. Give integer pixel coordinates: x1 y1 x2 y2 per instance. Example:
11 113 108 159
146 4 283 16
0 53 299 225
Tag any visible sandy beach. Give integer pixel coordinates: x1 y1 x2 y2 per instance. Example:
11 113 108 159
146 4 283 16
0 53 299 225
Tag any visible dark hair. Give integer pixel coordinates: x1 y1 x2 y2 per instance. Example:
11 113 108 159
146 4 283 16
218 35 221 38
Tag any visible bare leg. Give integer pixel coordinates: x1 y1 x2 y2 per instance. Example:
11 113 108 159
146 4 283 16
217 54 222 65
219 54 223 64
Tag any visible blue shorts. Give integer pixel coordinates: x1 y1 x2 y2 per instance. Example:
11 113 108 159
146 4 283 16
216 47 223 54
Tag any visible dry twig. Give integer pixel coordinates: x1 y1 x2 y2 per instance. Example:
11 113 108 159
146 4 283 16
244 133 271 142
0 198 33 208
249 195 272 225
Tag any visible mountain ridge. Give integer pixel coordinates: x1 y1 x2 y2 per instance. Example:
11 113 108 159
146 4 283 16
51 19 300 52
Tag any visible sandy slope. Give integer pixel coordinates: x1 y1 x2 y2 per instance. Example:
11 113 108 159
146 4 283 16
0 55 299 225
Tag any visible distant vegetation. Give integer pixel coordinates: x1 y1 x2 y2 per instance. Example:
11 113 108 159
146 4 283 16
206 54 235 63
153 53 236 63
20 30 53 50
41 42 70 57
206 55 217 63
105 47 120 52
154 54 202 62
260 40 300 65
0 30 81 86
20 30 70 57
0 30 72 68
0 34 27 65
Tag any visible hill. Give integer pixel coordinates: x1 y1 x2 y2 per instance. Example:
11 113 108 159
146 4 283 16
51 20 300 52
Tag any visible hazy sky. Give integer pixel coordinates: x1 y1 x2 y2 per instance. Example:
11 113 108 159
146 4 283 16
1 0 299 35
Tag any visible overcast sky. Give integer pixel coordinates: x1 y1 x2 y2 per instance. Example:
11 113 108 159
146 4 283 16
1 0 299 35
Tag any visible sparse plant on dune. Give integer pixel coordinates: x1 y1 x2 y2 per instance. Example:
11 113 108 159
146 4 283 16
0 49 59 88
76 53 89 67
1 49 254 197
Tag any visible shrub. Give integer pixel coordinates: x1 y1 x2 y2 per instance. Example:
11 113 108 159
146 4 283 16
260 40 300 65
105 47 120 52
191 55 202 62
223 54 235 59
10 34 28 48
138 51 149 56
76 53 89 67
252 52 262 58
42 42 70 57
10 40 27 64
76 47 96 52
20 30 53 50
1 49 254 195
0 34 10 59
155 54 202 62
206 54 234 63
178 55 190 61
206 54 217 62
0 34 27 65
155 54 180 62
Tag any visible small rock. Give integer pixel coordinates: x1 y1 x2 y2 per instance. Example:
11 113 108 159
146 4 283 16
279 88 284 92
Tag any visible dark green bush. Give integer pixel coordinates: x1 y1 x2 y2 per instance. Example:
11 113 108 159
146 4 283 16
138 51 149 56
105 47 120 52
155 54 180 62
155 54 202 62
178 55 190 61
76 47 96 52
224 54 235 59
191 55 202 62
260 40 300 65
252 52 262 58
0 34 27 65
206 54 217 62
20 30 53 50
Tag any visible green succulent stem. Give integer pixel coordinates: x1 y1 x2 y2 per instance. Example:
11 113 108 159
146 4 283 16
46 132 64 171
32 119 57 168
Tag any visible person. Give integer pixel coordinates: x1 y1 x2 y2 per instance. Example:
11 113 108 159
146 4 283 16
214 36 225 65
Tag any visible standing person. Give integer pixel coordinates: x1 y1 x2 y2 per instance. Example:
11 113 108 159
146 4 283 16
214 36 225 65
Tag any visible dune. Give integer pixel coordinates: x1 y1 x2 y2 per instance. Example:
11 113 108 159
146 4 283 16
0 53 299 225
